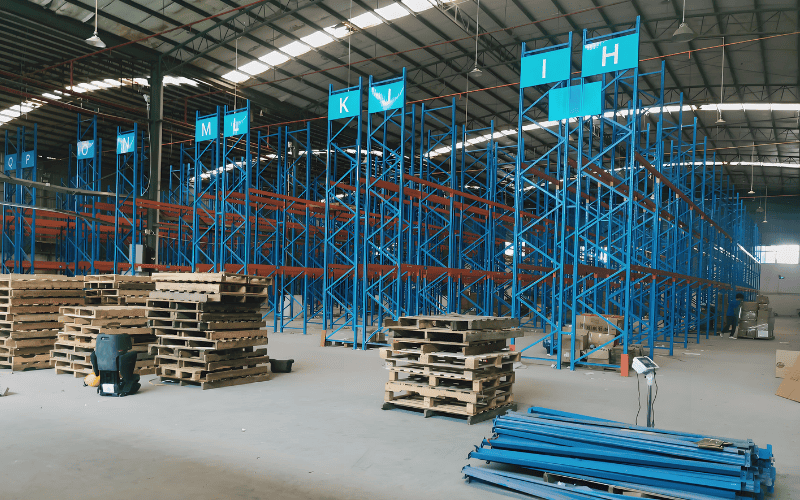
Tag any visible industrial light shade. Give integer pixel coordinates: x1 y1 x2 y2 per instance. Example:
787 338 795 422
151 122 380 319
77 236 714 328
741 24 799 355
755 205 764 212
748 189 755 194
672 22 696 42
86 31 105 48
715 116 726 124
470 65 483 78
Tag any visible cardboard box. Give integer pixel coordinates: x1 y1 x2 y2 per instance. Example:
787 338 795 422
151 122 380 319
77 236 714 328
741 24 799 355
737 319 756 338
757 294 770 305
740 301 759 312
586 347 611 363
575 329 590 350
560 333 581 362
740 310 757 321
610 345 643 369
777 351 800 378
590 331 617 348
776 357 800 403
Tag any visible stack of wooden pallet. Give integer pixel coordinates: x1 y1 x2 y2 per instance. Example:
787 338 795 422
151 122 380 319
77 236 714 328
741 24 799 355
84 274 154 305
148 272 271 390
380 314 523 423
0 274 84 372
51 305 156 377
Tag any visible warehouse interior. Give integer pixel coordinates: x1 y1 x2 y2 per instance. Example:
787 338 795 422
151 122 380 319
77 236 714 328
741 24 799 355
1 0 799 499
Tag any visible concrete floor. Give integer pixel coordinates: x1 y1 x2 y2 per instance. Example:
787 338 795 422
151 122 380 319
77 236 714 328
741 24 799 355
1 317 799 500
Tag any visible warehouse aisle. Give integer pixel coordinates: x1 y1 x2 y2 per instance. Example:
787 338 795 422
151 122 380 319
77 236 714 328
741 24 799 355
1 317 798 500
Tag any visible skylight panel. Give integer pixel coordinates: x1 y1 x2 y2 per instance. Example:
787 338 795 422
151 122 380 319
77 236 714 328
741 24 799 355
222 70 249 83
239 60 270 75
281 41 311 57
401 0 434 13
324 25 351 38
375 3 410 20
350 11 382 29
259 51 290 66
301 31 334 48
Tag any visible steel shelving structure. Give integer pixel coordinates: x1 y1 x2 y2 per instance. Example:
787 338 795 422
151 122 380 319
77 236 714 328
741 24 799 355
2 24 761 360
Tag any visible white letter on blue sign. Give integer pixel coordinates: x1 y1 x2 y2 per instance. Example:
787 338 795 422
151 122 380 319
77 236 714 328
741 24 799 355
339 96 349 114
202 122 212 137
602 44 619 67
541 59 547 79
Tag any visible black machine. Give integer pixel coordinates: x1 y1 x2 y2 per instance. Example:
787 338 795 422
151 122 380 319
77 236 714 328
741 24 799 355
90 333 141 397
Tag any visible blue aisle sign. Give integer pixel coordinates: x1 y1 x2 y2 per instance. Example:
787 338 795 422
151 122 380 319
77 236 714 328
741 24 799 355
520 47 571 88
328 89 361 120
548 81 602 121
196 116 218 142
581 33 639 77
117 132 136 155
224 110 248 138
22 151 35 167
77 140 94 160
368 80 405 113
4 154 16 172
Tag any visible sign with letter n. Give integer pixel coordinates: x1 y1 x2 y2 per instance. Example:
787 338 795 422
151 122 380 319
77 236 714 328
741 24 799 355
116 132 136 155
328 88 361 120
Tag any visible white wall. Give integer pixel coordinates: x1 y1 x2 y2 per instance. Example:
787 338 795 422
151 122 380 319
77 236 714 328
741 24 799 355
760 263 800 317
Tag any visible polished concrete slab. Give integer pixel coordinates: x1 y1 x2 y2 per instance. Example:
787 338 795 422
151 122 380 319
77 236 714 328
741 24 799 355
1 317 798 499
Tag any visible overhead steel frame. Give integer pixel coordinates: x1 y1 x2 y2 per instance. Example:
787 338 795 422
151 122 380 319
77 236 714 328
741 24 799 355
192 107 222 271
159 144 194 269
220 102 252 274
560 22 655 371
1 125 37 274
415 99 458 316
252 127 281 271
364 70 408 345
113 124 147 274
511 36 572 361
457 120 498 316
491 143 517 318
323 79 366 347
274 123 321 335
71 114 100 275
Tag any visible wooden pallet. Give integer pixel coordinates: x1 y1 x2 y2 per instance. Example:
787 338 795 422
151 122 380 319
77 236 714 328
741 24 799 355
382 392 516 422
149 345 264 362
380 348 520 369
147 319 266 331
394 314 520 331
151 272 271 285
0 275 84 289
389 326 525 344
145 308 263 322
59 305 147 319
388 366 515 389
155 335 266 350
0 352 52 371
146 298 261 312
385 380 513 404
390 339 507 355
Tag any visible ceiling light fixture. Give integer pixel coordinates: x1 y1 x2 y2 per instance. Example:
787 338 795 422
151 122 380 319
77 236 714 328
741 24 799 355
85 0 106 48
716 38 726 124
672 0 695 42
748 143 756 193
470 0 482 78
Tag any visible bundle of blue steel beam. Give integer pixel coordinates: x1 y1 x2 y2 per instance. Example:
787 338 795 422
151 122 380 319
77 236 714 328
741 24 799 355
464 406 776 499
